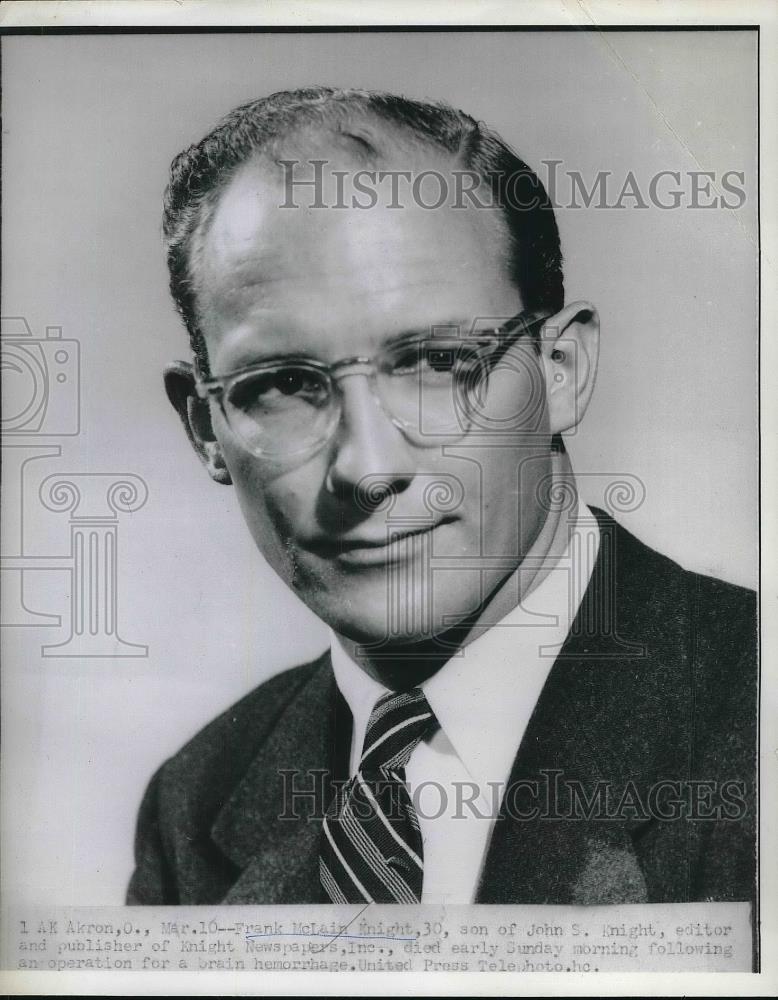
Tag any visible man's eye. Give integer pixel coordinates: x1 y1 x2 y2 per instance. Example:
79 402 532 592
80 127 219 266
387 344 424 375
388 342 481 377
230 368 327 409
425 347 456 372
273 369 319 395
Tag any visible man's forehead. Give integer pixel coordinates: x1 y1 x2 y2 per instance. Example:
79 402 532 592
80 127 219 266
197 153 509 297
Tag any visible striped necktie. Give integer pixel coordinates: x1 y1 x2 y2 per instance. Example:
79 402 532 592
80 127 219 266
320 687 437 904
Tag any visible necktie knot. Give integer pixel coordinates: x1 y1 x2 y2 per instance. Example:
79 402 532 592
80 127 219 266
359 687 437 774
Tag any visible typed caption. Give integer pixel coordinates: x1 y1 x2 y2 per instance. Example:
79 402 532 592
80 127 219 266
4 902 752 974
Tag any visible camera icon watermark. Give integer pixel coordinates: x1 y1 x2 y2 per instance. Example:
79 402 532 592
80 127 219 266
1 316 147 657
1 317 80 436
414 318 580 441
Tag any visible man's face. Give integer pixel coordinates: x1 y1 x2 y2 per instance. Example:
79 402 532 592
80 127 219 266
194 156 554 644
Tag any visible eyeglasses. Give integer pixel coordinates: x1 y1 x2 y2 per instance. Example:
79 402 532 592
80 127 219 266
195 310 548 460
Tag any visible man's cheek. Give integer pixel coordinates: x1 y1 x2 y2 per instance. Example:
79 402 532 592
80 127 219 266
229 477 299 571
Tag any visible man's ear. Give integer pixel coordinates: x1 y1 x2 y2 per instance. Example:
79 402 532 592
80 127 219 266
537 301 600 435
163 361 232 485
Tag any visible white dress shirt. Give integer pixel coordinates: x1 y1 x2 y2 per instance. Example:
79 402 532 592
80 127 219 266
329 501 600 904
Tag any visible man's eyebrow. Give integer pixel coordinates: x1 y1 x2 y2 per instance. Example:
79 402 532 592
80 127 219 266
389 318 476 342
224 328 475 370
218 317 498 373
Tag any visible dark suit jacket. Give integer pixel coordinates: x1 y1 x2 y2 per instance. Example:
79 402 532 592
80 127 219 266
127 509 757 907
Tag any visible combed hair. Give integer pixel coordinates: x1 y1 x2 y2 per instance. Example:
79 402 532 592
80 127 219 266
163 86 564 375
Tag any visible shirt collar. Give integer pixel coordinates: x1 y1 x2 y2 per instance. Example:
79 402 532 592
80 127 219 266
330 500 600 790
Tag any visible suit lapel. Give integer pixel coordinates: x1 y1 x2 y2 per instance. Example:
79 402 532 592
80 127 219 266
475 647 650 904
476 508 661 904
211 656 344 903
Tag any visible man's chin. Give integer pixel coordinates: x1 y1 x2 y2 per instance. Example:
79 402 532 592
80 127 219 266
305 595 478 652
289 558 491 649
299 591 430 647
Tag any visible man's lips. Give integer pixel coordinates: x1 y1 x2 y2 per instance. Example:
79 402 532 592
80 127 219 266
304 516 457 566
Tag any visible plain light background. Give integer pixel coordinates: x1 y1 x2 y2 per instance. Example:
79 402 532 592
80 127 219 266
1 29 758 906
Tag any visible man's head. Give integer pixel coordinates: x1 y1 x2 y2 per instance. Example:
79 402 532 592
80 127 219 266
163 87 599 648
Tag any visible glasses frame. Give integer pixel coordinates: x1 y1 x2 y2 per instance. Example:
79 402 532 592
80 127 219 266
195 309 549 460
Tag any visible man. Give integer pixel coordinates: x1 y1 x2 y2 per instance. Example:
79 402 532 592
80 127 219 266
128 87 757 907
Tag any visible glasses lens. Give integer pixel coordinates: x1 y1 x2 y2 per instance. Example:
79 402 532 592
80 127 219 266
224 365 334 456
377 338 492 439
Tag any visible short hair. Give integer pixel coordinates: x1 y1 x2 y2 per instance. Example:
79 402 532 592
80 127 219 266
163 86 564 376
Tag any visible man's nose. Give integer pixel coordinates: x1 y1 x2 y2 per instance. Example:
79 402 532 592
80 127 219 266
325 374 415 501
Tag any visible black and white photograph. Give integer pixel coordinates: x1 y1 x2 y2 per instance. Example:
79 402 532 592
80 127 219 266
1 3 773 993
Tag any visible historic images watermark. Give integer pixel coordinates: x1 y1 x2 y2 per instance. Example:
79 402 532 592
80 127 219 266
277 768 748 823
278 160 747 212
